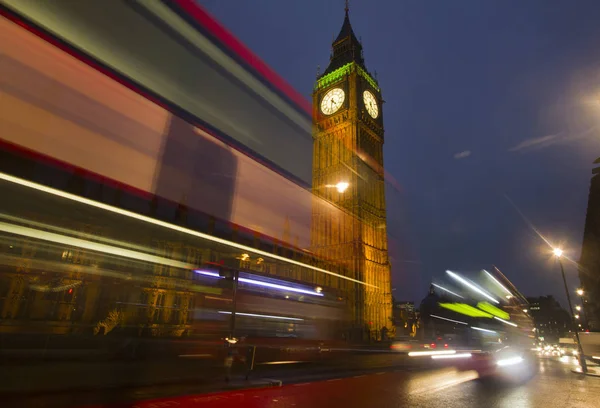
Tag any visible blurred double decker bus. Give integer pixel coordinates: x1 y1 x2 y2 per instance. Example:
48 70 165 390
0 1 361 358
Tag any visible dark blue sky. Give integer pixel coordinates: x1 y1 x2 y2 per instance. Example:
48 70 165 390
199 0 600 307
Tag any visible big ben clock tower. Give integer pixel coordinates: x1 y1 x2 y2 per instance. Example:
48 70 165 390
311 4 392 340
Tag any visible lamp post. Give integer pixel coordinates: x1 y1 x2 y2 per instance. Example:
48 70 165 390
553 248 587 373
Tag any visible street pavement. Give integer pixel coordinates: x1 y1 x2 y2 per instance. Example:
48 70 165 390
91 358 600 408
5 357 600 407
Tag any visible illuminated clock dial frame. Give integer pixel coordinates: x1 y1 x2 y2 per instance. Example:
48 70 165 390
363 90 379 119
320 87 345 115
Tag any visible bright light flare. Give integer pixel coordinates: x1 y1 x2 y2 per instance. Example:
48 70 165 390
553 248 563 258
335 181 349 193
576 289 584 296
497 356 523 367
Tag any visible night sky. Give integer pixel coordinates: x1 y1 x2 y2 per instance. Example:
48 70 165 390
198 0 600 307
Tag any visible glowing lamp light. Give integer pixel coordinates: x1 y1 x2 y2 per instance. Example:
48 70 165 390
576 289 584 296
553 248 563 258
335 182 349 193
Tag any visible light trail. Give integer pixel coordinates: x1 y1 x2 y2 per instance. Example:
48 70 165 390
482 269 512 296
430 314 468 325
494 316 518 327
0 172 375 287
471 327 497 334
431 353 472 360
408 350 456 357
0 212 153 254
432 283 464 299
0 221 191 269
217 311 303 321
195 270 323 296
446 270 499 304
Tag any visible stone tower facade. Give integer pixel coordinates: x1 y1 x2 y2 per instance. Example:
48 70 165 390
311 7 392 339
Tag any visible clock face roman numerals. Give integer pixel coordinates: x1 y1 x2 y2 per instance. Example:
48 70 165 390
320 87 345 115
363 90 378 119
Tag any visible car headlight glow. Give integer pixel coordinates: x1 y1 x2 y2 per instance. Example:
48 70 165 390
497 356 524 367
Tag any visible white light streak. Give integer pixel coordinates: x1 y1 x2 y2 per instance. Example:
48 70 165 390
217 311 303 321
430 314 468 325
0 172 374 287
471 326 497 334
432 283 464 299
195 270 323 296
483 269 512 296
0 221 191 269
432 353 472 360
446 270 499 304
494 316 517 327
408 350 456 357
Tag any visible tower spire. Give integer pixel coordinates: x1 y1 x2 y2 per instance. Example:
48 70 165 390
319 0 365 77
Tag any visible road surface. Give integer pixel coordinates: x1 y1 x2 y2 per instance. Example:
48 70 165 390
98 358 600 408
6 357 600 407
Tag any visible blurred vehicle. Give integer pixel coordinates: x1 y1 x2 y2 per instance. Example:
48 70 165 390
0 4 357 363
463 346 537 383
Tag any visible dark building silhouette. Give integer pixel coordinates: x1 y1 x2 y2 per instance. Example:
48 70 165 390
393 300 418 337
527 296 572 343
578 157 600 331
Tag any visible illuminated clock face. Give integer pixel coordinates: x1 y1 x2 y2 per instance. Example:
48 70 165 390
363 90 379 119
320 88 345 115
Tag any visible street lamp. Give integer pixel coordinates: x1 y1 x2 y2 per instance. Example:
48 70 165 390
324 181 350 193
553 248 588 373
576 305 581 312
335 181 349 193
576 288 584 296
